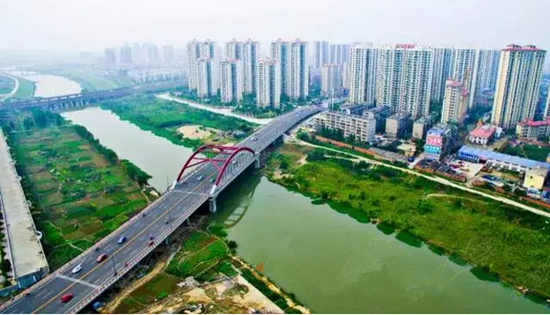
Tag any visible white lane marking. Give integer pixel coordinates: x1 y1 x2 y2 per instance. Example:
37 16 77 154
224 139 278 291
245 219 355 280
55 274 100 289
171 190 208 196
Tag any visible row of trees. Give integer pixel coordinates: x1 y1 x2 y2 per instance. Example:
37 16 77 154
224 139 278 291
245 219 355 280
73 125 151 186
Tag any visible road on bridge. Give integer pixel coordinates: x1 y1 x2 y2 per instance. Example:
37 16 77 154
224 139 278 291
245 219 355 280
0 106 323 314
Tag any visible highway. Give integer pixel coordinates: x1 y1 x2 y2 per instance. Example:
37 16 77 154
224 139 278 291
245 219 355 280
0 106 323 314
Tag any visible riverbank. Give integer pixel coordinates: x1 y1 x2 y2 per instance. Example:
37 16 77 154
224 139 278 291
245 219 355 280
0 75 16 94
50 106 549 313
110 226 306 314
98 95 258 149
42 68 135 92
8 75 35 100
0 110 155 269
265 143 550 303
157 93 273 125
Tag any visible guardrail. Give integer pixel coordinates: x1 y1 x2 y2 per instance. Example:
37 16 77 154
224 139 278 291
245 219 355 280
0 106 324 313
0 189 170 312
66 195 208 314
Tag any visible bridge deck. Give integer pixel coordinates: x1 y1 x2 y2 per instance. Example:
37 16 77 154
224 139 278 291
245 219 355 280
0 106 323 314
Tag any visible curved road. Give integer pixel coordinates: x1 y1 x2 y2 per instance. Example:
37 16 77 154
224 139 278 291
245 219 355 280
0 74 19 101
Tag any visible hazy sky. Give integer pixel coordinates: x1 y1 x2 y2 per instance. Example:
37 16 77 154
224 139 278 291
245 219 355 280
1 0 549 55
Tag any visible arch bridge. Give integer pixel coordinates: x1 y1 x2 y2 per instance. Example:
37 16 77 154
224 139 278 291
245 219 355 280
0 106 324 314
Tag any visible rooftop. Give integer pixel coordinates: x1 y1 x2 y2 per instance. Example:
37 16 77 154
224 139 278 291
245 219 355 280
445 79 462 87
469 125 496 139
518 117 550 127
459 146 550 169
388 112 411 120
526 166 549 177
427 124 453 136
503 44 545 52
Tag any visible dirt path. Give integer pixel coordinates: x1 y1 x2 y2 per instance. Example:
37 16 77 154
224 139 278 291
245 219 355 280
289 136 550 219
102 259 168 313
425 193 489 203
157 93 272 125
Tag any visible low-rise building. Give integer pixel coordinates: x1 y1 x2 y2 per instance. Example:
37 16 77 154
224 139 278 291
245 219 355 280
424 124 457 161
468 124 500 146
523 166 548 190
314 111 376 142
340 103 371 116
363 106 390 133
385 112 412 139
457 146 550 173
397 143 416 157
412 115 433 140
127 68 184 84
516 117 550 140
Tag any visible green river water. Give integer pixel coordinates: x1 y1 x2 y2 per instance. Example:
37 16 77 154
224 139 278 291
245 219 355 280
62 107 549 313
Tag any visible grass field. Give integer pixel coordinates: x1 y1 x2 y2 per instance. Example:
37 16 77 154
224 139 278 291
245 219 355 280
48 69 134 92
0 75 15 94
115 230 235 313
100 96 258 149
503 143 550 162
115 272 181 313
166 230 229 281
10 76 36 100
267 144 550 300
3 112 150 269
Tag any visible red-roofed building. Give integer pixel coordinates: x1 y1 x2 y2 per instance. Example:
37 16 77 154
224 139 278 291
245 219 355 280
516 117 550 140
468 123 498 146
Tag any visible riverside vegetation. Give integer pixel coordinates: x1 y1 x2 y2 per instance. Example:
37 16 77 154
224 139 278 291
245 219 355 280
0 109 154 269
266 143 550 302
98 95 257 149
116 226 303 314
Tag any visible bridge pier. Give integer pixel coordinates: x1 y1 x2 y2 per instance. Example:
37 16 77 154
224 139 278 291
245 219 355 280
208 198 217 213
254 154 261 169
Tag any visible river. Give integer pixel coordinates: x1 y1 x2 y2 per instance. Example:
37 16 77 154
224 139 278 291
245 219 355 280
9 71 82 98
62 107 193 191
62 107 549 313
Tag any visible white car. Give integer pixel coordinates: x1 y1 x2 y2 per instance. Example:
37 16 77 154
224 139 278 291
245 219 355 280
72 264 82 274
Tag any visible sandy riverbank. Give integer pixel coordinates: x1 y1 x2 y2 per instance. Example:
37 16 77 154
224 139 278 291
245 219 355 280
177 125 219 140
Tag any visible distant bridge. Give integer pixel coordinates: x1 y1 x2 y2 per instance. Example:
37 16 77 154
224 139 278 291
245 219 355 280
0 81 185 111
0 106 324 314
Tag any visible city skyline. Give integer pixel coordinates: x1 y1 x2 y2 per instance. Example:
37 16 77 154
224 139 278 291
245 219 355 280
2 0 550 70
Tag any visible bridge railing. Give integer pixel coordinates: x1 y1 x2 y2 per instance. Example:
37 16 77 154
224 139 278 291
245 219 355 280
0 191 170 313
66 194 209 314
0 106 324 313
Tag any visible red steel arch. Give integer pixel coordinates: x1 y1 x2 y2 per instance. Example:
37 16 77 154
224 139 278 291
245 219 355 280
176 144 255 186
